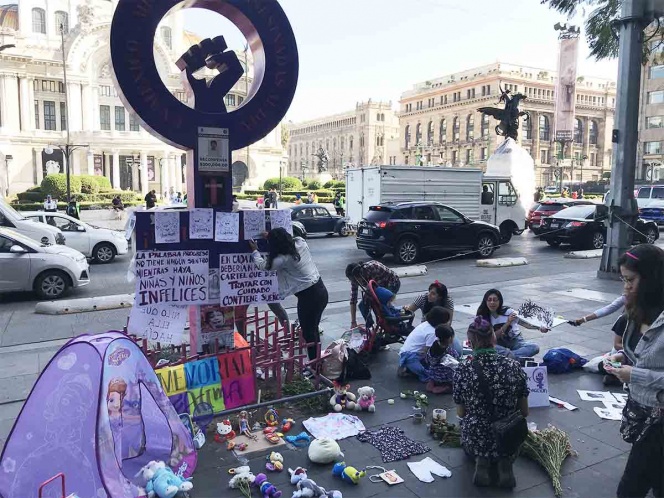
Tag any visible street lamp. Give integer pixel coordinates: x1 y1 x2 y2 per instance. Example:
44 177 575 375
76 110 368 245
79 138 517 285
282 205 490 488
3 154 12 197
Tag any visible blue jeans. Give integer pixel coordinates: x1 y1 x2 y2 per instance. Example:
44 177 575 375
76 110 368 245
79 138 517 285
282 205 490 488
399 351 428 382
452 338 463 356
496 335 539 359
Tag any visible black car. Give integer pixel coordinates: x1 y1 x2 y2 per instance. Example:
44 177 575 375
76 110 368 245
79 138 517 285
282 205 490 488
356 202 502 264
539 204 659 249
290 204 350 237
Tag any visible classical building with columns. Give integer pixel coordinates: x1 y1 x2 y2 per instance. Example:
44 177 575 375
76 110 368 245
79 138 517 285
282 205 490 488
286 100 399 180
399 63 617 187
0 0 285 197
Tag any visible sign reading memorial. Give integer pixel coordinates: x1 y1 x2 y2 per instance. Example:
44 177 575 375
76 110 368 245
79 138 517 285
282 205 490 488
197 127 229 173
135 250 209 306
219 253 280 306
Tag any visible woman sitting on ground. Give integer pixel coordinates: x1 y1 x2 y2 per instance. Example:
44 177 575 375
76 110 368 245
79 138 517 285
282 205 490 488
476 288 547 362
603 244 664 498
453 316 529 489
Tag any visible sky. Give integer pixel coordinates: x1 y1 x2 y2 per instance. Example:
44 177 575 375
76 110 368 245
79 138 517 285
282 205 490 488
182 0 619 123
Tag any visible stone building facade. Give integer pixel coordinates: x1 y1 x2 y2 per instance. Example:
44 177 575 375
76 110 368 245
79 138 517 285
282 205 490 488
286 100 399 180
637 43 664 183
0 0 285 197
399 62 616 187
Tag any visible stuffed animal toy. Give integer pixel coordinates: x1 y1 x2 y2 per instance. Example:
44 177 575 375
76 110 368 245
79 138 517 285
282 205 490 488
308 438 344 464
281 417 295 433
329 382 356 412
253 473 282 497
332 462 366 485
228 466 255 490
288 467 308 485
265 451 284 472
354 386 376 413
288 467 343 498
214 419 236 443
140 460 193 498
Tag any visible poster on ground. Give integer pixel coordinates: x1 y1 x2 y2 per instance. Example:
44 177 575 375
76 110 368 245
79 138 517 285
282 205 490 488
218 253 279 306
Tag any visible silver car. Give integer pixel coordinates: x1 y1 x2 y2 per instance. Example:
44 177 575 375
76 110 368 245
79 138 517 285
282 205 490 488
0 227 91 299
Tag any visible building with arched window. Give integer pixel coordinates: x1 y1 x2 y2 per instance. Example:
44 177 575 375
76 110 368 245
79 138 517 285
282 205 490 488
286 100 399 177
399 62 616 185
0 0 286 197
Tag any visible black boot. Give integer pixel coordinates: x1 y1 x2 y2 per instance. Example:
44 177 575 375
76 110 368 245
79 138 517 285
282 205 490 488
473 457 491 487
497 457 516 489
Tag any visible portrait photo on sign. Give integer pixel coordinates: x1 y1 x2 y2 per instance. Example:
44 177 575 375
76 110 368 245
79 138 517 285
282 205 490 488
198 305 235 348
208 139 220 157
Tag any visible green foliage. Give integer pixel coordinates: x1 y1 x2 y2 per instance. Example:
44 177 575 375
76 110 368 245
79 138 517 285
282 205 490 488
40 174 82 199
11 200 143 210
79 175 101 194
324 180 345 189
263 176 302 190
306 180 321 190
94 175 112 190
281 377 329 413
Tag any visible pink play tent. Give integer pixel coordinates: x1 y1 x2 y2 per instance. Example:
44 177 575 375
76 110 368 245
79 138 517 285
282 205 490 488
0 332 196 498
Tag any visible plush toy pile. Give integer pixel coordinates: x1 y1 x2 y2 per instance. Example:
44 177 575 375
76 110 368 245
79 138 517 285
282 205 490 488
139 460 193 498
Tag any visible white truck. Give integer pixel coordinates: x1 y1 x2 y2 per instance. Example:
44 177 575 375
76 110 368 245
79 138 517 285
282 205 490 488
345 165 527 242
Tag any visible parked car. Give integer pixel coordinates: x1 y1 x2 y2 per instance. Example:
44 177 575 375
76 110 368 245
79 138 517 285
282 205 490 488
636 185 664 224
539 204 659 249
0 227 90 299
0 199 65 246
356 202 502 264
528 199 594 234
23 211 129 263
544 186 559 195
290 204 349 237
525 202 540 230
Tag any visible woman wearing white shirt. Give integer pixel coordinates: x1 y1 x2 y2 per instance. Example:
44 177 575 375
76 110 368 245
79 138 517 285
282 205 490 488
249 228 328 360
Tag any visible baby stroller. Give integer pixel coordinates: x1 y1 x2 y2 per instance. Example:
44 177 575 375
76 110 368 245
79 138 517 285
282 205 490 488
360 279 414 351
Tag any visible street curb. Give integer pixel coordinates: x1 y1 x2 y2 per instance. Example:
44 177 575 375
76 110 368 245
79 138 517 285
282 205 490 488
393 265 428 278
564 249 603 259
35 294 135 315
476 257 528 268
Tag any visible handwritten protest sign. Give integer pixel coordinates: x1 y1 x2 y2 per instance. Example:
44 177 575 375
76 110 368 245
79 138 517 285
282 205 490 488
243 210 265 240
215 212 239 242
127 303 188 345
218 253 279 306
154 211 180 244
189 208 214 239
135 250 209 306
269 209 293 234
524 366 549 407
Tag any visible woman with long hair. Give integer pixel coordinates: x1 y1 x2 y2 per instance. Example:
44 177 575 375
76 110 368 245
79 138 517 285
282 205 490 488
250 228 328 360
604 244 664 498
476 288 546 361
405 280 454 323
453 316 529 489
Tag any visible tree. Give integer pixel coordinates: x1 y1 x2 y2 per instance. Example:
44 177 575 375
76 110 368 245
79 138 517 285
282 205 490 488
540 0 661 61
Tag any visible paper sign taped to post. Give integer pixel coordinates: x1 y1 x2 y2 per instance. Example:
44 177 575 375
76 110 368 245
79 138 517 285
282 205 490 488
269 209 293 234
189 208 214 239
197 127 229 172
154 211 180 244
128 303 188 345
218 253 280 306
135 249 209 306
243 210 266 240
215 212 239 242
524 366 549 407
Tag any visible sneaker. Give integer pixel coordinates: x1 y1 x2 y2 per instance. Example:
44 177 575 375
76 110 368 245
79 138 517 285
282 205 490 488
496 458 516 489
473 457 492 487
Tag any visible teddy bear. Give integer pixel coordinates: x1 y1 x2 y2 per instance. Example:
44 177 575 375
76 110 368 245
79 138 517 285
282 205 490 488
354 386 376 413
329 382 356 412
289 467 343 498
214 419 236 443
140 460 193 498
265 451 284 472
253 473 282 497
332 462 366 485
229 466 255 490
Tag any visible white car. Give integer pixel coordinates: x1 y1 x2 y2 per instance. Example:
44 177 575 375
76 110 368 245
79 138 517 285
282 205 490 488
0 227 90 299
0 199 64 246
23 211 128 263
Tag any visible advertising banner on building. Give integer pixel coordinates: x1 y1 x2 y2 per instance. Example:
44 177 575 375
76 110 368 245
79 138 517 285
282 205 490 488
554 37 579 142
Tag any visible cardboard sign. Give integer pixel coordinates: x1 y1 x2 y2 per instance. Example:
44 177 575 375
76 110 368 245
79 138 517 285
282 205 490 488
134 250 209 306
155 364 187 396
218 253 279 306
127 303 188 345
524 366 549 408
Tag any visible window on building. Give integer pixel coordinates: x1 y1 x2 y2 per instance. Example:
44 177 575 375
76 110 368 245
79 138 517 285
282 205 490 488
238 96 244 105
650 65 664 79
160 26 172 49
481 114 490 138
349 136 353 150
34 100 39 129
427 120 434 145
55 11 69 34
115 106 126 131
645 141 661 155
453 117 460 141
100 105 111 130
589 120 599 144
539 115 550 141
522 114 531 139
649 91 664 104
359 134 364 147
647 116 664 129
439 119 446 144
60 102 66 131
481 147 488 160
574 118 583 144
99 85 112 97
129 113 140 131
415 123 422 143
225 94 236 106
540 149 550 164
43 101 56 130
451 150 458 164
466 149 474 164
590 152 596 166
466 114 474 140
32 8 46 33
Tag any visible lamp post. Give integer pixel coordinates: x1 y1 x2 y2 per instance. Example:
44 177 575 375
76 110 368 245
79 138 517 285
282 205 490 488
3 154 12 197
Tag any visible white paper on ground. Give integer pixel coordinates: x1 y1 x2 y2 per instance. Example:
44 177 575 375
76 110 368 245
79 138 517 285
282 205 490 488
593 406 622 421
549 396 578 411
602 400 625 411
577 390 616 403
613 392 629 405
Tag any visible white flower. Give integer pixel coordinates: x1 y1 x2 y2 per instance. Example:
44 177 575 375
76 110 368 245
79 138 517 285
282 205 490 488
413 391 419 396
400 393 406 399
2 458 16 473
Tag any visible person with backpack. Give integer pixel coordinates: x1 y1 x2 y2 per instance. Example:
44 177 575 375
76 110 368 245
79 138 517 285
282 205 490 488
476 288 548 363
66 196 80 219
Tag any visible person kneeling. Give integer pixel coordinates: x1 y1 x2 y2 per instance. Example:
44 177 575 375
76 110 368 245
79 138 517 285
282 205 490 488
397 307 450 381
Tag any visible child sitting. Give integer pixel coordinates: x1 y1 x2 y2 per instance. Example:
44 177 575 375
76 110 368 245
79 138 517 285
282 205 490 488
398 307 451 381
375 286 411 335
424 324 460 394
